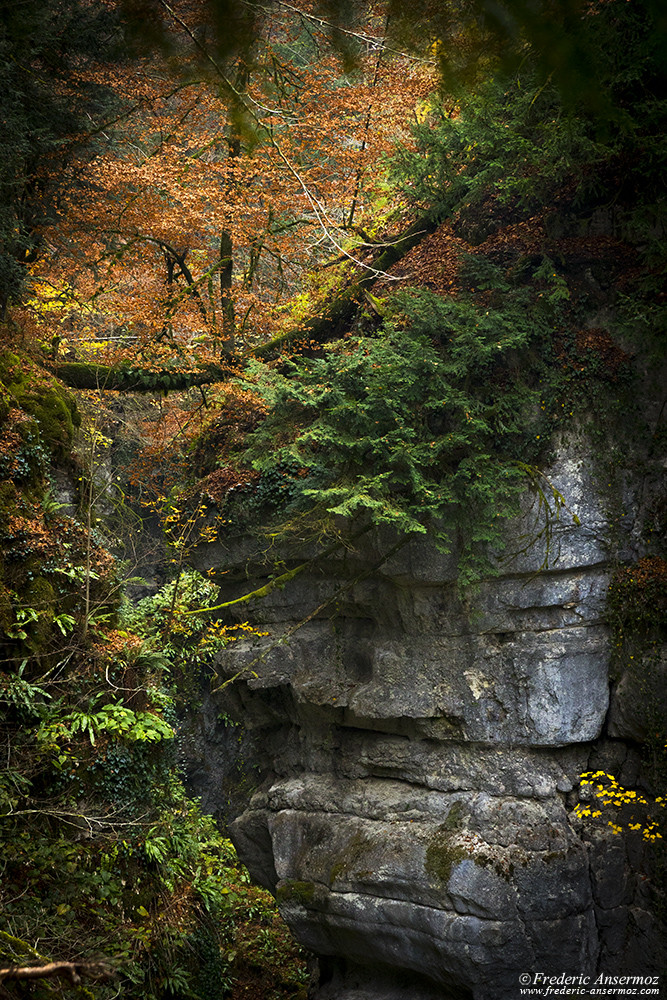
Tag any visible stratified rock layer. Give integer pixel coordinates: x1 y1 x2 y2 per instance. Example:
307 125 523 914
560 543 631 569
187 447 665 1000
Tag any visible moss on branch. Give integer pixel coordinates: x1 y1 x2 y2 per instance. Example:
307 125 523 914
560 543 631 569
251 215 439 359
55 362 229 392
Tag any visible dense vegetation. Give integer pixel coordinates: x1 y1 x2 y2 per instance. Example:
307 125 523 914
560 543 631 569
202 11 665 583
0 0 665 998
0 356 307 999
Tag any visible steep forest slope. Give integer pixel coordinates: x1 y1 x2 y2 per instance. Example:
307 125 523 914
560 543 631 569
0 2 666 1000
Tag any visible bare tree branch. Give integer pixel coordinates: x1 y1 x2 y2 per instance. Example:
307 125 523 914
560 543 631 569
0 961 112 986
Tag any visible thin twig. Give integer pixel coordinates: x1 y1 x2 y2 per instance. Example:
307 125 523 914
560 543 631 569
213 533 409 687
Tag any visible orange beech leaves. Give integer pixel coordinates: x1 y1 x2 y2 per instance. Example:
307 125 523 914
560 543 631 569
28 0 434 371
574 328 632 377
374 222 467 296
371 212 638 304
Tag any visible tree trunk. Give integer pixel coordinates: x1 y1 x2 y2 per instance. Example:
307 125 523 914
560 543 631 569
252 213 438 358
219 229 235 345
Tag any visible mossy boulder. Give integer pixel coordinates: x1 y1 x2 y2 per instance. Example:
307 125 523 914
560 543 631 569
0 351 80 460
276 880 317 906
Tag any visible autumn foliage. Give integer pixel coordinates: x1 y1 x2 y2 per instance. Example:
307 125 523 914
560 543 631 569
26 1 433 370
0 1 666 996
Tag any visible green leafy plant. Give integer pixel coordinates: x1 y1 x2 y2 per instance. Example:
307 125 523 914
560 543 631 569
53 702 174 746
0 660 51 715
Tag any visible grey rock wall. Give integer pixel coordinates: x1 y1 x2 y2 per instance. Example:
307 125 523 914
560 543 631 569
186 445 666 999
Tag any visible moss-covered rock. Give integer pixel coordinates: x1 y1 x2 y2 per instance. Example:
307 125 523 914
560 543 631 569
276 880 317 906
328 830 376 884
0 350 80 461
424 829 468 885
424 805 468 884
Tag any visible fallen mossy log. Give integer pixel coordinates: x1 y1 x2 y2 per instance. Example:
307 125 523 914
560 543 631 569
56 217 436 384
251 214 438 359
55 362 230 392
0 932 111 997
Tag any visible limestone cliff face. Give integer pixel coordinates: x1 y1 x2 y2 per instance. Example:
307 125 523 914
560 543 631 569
186 442 665 1000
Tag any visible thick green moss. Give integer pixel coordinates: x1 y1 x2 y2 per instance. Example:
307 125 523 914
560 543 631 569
441 801 464 832
425 831 467 884
0 351 80 460
56 360 228 392
275 880 317 906
0 382 11 424
22 386 80 457
54 361 120 390
425 804 468 884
